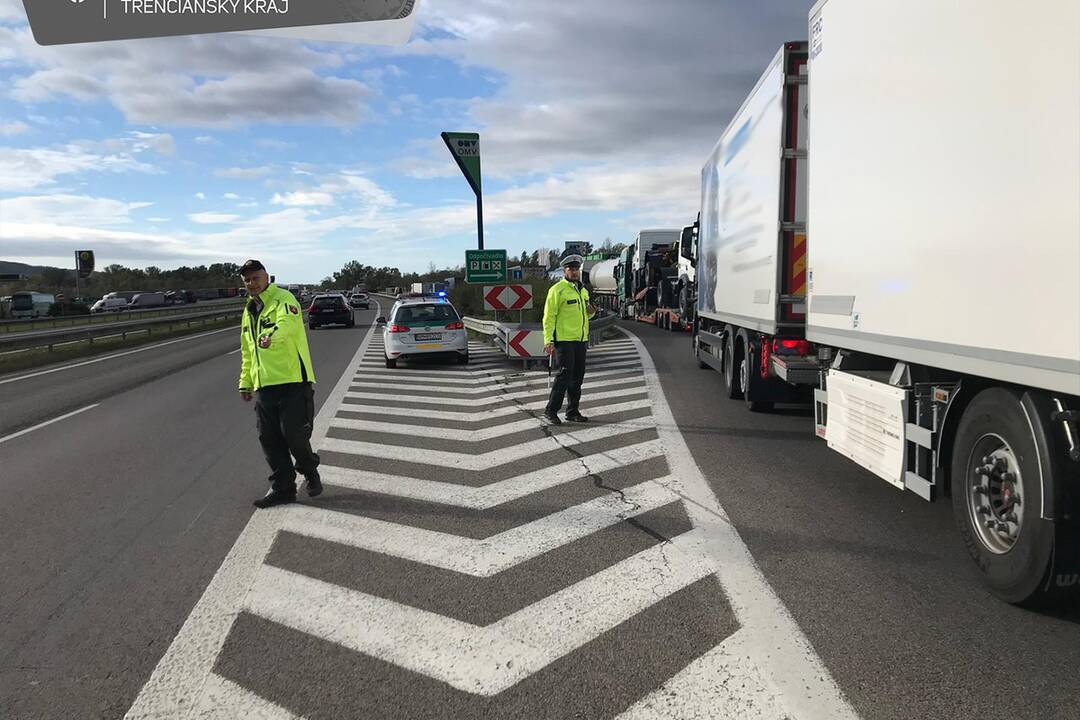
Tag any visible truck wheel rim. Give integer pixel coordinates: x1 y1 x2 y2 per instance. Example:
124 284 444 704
966 433 1024 555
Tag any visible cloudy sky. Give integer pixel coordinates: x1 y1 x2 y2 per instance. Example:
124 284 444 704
0 0 808 282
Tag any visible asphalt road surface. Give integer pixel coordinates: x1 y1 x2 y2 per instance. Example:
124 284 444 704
1 304 1076 720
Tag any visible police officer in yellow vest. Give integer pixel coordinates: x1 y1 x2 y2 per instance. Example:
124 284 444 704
238 259 321 508
542 255 597 425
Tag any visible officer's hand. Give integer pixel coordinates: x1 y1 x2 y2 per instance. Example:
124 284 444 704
258 334 272 349
587 303 597 315
544 343 555 356
240 391 253 402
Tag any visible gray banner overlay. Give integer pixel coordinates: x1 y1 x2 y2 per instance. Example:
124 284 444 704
22 0 415 46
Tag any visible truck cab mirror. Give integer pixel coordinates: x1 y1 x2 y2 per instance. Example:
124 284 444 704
376 316 387 325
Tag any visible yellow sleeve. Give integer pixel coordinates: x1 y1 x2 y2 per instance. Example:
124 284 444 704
542 284 559 344
238 314 253 391
584 288 596 318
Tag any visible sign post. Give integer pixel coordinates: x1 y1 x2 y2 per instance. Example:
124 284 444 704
75 250 94 304
441 131 483 250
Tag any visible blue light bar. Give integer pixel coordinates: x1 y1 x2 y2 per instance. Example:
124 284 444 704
437 291 447 297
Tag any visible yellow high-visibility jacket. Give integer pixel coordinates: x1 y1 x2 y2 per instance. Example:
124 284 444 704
239 283 316 391
543 278 595 344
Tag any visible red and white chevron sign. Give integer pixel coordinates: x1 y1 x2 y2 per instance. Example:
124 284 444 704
483 284 533 311
507 329 544 357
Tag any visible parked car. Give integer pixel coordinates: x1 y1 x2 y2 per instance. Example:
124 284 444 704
308 294 354 329
91 297 129 314
378 296 468 368
349 292 370 309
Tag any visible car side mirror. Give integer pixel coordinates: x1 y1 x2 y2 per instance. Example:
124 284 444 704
376 316 387 324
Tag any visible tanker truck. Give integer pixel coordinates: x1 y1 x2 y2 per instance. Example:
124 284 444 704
691 0 1079 604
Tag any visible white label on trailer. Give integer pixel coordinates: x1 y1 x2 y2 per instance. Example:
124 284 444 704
825 370 907 489
810 10 823 59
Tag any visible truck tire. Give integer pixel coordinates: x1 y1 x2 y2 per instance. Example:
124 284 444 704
723 328 742 400
950 387 1070 605
739 336 774 412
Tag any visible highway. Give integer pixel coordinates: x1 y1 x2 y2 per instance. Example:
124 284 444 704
1 303 1077 720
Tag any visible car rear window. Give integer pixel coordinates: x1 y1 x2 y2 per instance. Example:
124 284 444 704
314 297 343 308
393 304 459 324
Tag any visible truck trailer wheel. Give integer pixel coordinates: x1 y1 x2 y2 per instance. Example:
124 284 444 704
950 387 1067 605
723 329 742 400
739 335 774 412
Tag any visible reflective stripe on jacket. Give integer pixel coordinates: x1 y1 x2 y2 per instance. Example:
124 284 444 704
543 278 594 344
238 283 316 391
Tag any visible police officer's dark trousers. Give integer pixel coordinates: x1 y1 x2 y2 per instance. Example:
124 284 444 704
255 381 320 494
546 341 588 415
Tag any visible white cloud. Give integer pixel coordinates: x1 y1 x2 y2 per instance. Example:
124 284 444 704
406 0 806 177
0 119 29 135
214 165 272 179
271 191 335 207
0 143 157 192
0 194 151 227
223 192 241 200
2 27 372 127
194 135 218 145
0 0 25 22
188 212 241 224
256 138 294 151
238 201 259 208
129 131 176 156
194 192 206 200
147 217 170 223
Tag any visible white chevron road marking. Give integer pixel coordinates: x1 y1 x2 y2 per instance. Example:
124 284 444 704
344 375 644 406
348 365 642 395
321 422 644 470
244 538 712 696
317 439 666 509
329 399 652 441
335 386 650 422
279 479 677 576
191 673 302 720
354 359 642 386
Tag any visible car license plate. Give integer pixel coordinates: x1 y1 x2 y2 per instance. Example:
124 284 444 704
416 343 442 349
322 309 335 313
414 333 442 341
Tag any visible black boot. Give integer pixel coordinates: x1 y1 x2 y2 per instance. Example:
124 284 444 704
303 468 323 497
253 489 297 508
565 411 589 423
542 411 562 425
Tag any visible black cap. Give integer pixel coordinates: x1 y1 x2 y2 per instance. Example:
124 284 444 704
239 259 266 275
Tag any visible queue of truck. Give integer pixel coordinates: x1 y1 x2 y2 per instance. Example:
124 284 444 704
587 0 1079 605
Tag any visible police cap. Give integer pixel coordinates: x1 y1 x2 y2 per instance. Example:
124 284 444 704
560 254 584 269
239 258 266 275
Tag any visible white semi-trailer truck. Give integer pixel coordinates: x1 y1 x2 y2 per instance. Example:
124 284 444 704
693 0 1079 604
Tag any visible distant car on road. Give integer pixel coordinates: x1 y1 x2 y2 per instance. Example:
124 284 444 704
308 293 354 329
378 296 468 368
91 297 129 314
349 292 370 309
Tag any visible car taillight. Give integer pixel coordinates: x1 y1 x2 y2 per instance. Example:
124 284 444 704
772 338 812 355
389 324 410 333
445 321 464 330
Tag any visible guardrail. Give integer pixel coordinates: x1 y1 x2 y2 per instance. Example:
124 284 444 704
0 307 245 354
467 311 617 351
0 298 246 334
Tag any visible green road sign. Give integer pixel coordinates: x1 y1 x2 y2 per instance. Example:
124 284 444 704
441 132 481 195
465 249 507 284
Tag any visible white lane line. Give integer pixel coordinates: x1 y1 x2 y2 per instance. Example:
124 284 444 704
280 480 677 576
0 326 236 386
616 629 785 720
618 326 857 720
320 422 644 470
0 404 100 445
244 539 712 696
318 439 666 509
123 309 381 720
191 673 301 720
329 399 652 441
227 348 242 355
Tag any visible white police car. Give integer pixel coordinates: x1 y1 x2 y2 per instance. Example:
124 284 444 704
378 294 468 368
